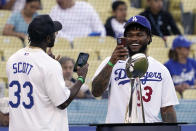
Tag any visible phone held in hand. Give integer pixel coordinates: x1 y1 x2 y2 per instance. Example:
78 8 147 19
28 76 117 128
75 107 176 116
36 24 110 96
117 37 127 47
73 52 89 72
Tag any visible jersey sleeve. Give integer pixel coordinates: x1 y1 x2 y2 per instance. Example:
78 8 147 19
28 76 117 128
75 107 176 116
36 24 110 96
44 61 70 107
161 67 179 107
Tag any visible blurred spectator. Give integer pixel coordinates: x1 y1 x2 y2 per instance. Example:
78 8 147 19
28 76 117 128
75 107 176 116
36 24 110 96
0 0 26 11
140 0 181 38
0 0 16 10
0 97 9 127
50 0 105 42
3 0 40 41
165 36 196 98
105 1 127 38
59 56 93 99
12 0 26 12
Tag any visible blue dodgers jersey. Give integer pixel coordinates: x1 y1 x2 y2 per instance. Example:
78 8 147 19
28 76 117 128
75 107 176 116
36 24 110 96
164 58 196 86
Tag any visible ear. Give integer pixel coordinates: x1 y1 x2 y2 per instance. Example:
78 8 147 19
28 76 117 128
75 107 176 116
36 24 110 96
46 35 51 43
147 35 151 44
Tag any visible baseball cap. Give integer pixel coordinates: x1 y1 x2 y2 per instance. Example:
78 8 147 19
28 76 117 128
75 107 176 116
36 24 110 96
28 15 62 37
172 35 192 49
124 15 151 31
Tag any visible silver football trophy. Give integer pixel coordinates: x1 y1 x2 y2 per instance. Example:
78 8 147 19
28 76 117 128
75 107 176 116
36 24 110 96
125 53 148 123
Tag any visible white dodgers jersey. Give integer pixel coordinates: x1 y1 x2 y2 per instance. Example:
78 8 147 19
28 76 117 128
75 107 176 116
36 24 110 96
6 47 70 131
93 56 179 123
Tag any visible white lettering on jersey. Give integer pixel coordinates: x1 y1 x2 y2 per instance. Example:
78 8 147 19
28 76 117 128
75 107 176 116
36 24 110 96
172 69 195 84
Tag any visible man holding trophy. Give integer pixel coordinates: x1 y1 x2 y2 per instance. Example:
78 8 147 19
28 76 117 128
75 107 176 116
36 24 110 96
92 15 179 123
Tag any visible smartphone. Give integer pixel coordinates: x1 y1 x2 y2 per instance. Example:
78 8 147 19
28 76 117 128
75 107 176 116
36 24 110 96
117 37 127 47
73 52 89 72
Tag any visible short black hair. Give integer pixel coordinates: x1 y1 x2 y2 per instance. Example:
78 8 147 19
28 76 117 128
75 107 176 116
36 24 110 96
112 1 126 11
26 0 40 3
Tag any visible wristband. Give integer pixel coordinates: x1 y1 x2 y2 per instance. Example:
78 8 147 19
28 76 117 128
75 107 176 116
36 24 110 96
108 61 114 67
77 76 85 84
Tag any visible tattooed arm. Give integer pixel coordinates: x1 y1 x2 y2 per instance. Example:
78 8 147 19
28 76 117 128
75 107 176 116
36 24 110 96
92 45 128 97
92 64 113 97
161 105 177 123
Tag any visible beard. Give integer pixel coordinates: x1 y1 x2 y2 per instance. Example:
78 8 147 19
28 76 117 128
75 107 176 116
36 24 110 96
47 34 55 47
127 42 148 57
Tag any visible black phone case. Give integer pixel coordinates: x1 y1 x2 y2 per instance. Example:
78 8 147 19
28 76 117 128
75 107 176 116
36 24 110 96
73 52 89 72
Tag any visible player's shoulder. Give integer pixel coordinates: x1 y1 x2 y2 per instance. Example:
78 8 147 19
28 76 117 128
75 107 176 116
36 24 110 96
148 56 169 71
7 48 24 63
41 52 60 66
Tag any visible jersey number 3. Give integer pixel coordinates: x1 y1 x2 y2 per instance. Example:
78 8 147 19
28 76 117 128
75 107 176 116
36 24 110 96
9 80 34 109
137 86 153 106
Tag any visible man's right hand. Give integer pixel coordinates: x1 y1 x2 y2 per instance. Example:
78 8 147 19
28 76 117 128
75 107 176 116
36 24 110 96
77 64 89 79
110 45 128 65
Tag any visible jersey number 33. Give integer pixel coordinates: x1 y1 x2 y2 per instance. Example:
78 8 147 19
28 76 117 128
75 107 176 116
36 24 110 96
9 80 34 109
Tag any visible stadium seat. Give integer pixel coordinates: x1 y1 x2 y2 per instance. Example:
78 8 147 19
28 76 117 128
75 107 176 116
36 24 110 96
73 36 116 55
149 36 166 48
99 49 112 61
183 89 196 99
126 7 144 20
0 36 23 49
87 0 113 24
88 0 112 13
147 47 169 64
0 61 7 84
52 48 98 61
53 37 72 50
39 0 56 14
3 49 20 61
0 36 23 61
181 0 196 13
98 11 112 24
0 10 11 35
148 36 169 63
85 60 102 84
